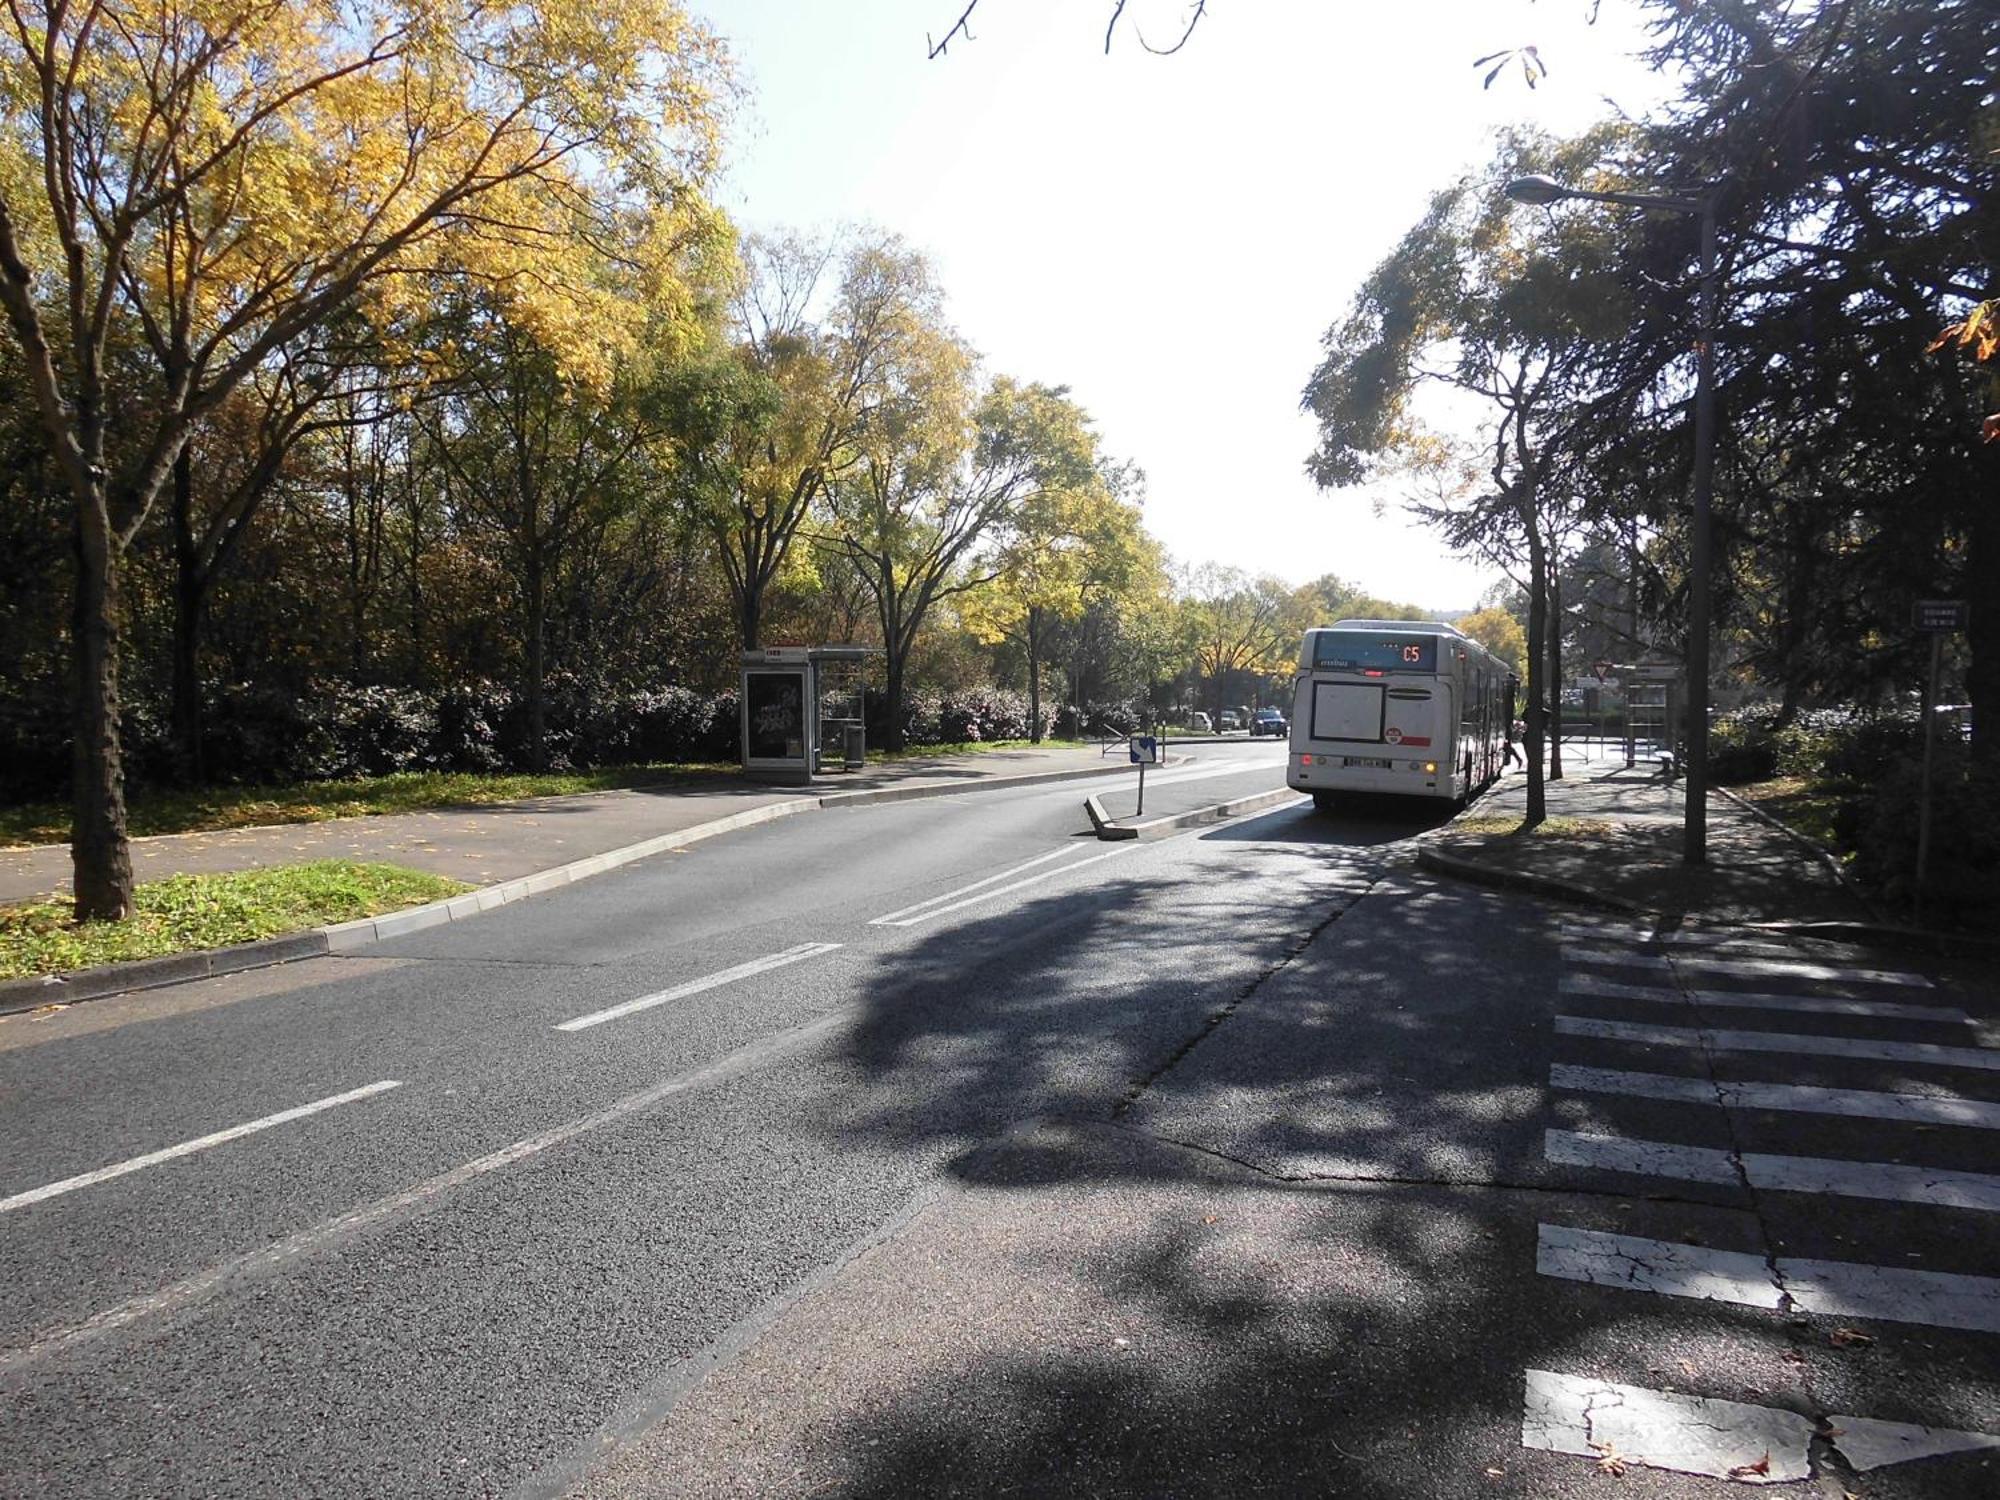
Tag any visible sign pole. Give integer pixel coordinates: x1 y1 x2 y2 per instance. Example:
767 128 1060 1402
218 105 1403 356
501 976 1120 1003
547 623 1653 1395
1915 630 1942 924
1137 758 1146 818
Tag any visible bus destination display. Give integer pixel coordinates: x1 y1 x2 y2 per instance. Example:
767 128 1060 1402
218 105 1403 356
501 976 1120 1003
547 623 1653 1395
1312 633 1437 674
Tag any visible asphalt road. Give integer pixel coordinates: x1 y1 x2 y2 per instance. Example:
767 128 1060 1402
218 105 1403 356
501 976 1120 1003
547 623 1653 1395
2 740 1995 1498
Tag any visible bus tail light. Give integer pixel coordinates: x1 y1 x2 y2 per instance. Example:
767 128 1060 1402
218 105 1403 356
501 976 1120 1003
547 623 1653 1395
1424 761 1437 774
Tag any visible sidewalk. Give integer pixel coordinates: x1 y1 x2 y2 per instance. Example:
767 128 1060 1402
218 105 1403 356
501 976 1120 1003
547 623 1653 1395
1423 742 1873 927
0 743 1135 904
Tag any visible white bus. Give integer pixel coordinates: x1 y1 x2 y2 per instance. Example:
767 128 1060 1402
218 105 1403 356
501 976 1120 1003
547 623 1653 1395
1287 619 1513 810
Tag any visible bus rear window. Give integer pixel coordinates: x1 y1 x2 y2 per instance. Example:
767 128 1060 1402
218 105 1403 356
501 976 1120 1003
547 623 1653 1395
1312 633 1437 673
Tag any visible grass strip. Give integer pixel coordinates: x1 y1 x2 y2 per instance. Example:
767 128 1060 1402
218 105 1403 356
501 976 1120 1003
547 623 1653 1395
1448 814 1619 839
0 861 472 980
0 764 739 848
1727 775 1861 858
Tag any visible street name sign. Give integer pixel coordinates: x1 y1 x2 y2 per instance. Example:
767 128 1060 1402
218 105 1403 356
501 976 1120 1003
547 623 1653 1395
1914 600 1968 633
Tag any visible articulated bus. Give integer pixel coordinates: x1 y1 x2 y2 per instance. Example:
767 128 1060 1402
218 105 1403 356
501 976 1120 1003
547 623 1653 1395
1287 619 1514 810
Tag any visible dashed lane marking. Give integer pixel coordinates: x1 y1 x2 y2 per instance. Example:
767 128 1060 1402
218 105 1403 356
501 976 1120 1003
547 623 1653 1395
1556 974 1968 1024
1536 1223 2000 1332
1549 1064 2000 1130
1554 1015 2000 1072
2 1008 852 1369
1545 1128 2000 1212
0 1081 403 1215
865 845 1094 925
554 943 844 1032
868 847 1129 927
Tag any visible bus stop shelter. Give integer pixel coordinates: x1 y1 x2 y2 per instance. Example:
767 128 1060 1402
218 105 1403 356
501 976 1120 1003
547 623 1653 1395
739 645 880 785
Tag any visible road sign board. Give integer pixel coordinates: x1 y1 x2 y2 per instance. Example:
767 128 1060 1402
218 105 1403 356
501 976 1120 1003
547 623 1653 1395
1129 735 1160 765
1915 599 1968 633
1629 663 1679 681
1592 659 1613 682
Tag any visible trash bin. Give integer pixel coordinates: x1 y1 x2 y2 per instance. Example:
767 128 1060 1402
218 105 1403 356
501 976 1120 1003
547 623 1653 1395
843 722 865 770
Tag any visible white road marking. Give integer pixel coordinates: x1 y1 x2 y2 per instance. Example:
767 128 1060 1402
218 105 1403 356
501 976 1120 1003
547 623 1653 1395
1670 955 1931 988
554 943 843 1032
1563 946 1674 972
869 847 1129 927
1566 949 1932 989
1555 1015 2000 1071
1 1008 851 1370
1549 1064 2000 1130
1545 1129 2000 1212
1521 1368 1813 1483
0 1081 403 1216
1545 1129 1742 1188
1536 1223 2000 1332
1562 920 1848 957
1083 758 1287 794
1522 1370 2000 1479
865 846 1091 925
1828 1414 2000 1471
1557 974 1967 1023
1537 1222 1783 1307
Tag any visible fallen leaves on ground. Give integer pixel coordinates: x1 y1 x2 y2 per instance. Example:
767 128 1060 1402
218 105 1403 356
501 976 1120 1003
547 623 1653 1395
1590 1441 1628 1477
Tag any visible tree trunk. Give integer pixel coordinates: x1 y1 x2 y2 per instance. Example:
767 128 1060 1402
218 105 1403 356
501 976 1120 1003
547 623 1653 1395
740 577 762 651
168 448 206 785
71 491 134 920
881 654 906 752
1548 565 1564 781
1026 605 1043 743
1523 508 1548 829
1777 506 1814 725
525 549 548 771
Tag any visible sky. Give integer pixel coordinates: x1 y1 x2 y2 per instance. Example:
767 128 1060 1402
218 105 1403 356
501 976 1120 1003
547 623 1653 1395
689 0 1672 613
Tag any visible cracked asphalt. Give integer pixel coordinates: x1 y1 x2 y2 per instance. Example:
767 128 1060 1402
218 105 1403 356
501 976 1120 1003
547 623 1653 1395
3 742 1995 1498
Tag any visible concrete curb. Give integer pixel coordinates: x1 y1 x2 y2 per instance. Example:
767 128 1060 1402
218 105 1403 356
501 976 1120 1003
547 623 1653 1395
0 754 1206 1013
1414 846 1653 915
0 931 334 1016
1109 786 1304 841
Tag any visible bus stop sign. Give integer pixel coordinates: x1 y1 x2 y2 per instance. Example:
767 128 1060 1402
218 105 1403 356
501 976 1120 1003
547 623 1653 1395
1915 600 1967 633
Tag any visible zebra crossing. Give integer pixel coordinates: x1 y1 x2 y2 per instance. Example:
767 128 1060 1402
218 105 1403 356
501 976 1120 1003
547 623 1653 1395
1520 918 2000 1486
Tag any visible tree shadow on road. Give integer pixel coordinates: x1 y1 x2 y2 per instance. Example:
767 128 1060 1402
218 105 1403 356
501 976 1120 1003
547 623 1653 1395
682 827 1843 1498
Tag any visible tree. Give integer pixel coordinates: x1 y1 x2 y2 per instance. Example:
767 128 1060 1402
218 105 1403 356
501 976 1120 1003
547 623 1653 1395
683 234 949 650
1591 0 1995 770
959 441 1141 741
1303 127 1632 824
424 275 705 770
825 374 1106 750
0 0 728 917
1181 564 1299 725
1455 606 1526 676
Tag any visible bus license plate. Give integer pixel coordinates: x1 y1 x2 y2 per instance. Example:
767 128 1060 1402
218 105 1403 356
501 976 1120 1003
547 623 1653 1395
1345 756 1392 770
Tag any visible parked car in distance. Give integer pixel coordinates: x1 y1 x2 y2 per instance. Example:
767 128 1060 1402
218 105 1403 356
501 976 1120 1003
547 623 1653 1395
1251 709 1288 737
1219 710 1245 731
1186 711 1214 733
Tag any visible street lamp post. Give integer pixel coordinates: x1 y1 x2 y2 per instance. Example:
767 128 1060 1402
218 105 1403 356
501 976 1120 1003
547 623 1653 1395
1505 174 1718 866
